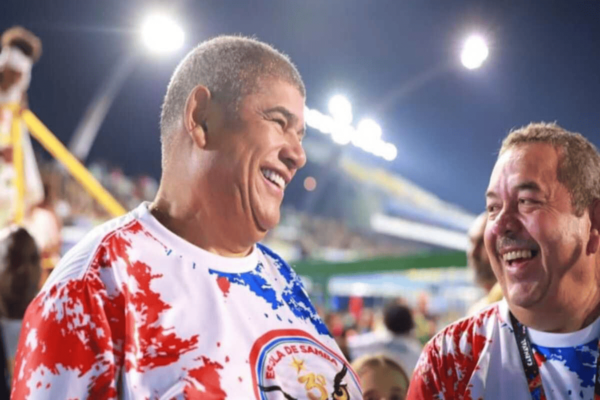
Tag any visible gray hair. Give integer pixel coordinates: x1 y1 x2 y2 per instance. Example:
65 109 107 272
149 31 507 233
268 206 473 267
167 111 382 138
160 35 305 145
500 122 600 216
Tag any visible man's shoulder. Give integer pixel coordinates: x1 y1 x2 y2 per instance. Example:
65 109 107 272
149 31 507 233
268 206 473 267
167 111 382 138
431 303 500 348
409 304 503 398
43 211 141 289
257 243 287 264
256 242 296 272
420 303 501 366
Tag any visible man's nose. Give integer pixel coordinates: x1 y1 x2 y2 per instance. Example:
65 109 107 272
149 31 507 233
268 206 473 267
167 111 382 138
490 207 520 236
281 135 306 171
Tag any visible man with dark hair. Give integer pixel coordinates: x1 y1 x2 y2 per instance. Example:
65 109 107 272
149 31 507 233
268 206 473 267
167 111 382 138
466 212 502 315
409 122 600 399
0 226 40 395
349 301 422 376
12 36 361 399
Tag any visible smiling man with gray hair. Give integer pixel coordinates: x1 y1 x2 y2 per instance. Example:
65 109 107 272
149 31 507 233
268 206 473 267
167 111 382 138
13 36 361 399
408 122 600 400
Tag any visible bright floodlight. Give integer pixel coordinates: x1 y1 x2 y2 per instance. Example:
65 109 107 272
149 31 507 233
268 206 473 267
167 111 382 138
328 95 353 125
461 35 489 70
356 119 382 139
141 14 184 54
382 143 398 161
355 118 382 152
331 124 353 145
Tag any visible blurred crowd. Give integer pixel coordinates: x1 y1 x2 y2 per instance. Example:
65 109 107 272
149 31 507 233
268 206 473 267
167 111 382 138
0 158 475 398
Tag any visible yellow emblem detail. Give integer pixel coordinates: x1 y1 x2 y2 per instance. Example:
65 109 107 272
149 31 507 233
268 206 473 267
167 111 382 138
290 357 306 374
298 372 328 400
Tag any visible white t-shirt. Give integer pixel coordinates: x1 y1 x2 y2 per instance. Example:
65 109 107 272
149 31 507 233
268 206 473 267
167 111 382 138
408 299 600 400
348 330 422 376
12 203 362 399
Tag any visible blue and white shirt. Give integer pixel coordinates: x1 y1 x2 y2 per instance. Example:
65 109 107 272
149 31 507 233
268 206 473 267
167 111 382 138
408 299 600 400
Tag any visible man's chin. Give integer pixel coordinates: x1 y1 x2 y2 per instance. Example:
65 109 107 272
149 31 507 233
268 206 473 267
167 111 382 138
507 282 544 309
252 210 280 235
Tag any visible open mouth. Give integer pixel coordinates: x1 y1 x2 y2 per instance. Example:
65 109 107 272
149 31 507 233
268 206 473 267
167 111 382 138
261 168 285 190
502 249 539 266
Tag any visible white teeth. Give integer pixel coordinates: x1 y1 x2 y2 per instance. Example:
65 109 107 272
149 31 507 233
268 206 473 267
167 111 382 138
503 250 533 262
261 169 285 189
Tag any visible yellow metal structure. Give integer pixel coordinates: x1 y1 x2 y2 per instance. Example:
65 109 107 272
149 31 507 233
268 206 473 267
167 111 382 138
10 108 25 223
2 104 126 223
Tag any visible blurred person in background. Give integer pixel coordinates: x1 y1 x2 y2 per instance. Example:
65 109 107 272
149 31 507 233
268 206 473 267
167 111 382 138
324 310 352 360
0 226 40 394
23 182 62 287
12 36 361 399
409 123 600 399
352 354 409 400
412 292 437 345
467 212 502 315
357 307 375 334
349 301 422 376
0 27 44 228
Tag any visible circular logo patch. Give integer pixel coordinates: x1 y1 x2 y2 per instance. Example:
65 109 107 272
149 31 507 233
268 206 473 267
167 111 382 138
249 329 362 400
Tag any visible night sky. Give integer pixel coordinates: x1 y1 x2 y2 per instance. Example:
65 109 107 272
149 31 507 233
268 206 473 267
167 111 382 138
3 0 600 214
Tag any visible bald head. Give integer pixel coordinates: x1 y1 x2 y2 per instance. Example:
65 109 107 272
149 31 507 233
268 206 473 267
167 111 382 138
467 212 496 290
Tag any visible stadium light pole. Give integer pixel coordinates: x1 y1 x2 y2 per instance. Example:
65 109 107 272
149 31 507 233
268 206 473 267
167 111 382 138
68 13 184 162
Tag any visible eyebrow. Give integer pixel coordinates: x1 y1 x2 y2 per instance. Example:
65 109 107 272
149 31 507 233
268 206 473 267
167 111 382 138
264 106 305 140
485 190 497 199
515 181 542 192
486 181 542 199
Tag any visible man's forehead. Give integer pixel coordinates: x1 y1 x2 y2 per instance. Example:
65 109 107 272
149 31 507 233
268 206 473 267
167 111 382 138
488 143 559 191
248 78 304 107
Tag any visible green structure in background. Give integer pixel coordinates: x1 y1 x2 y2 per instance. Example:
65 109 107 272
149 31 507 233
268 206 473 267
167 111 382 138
293 250 467 305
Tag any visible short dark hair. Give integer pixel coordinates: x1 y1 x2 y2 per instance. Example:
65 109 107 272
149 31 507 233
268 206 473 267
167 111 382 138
0 227 41 319
500 122 600 216
383 302 414 335
160 35 305 149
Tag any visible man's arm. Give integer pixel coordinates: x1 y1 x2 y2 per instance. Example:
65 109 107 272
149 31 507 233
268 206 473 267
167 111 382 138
406 339 448 400
12 253 124 399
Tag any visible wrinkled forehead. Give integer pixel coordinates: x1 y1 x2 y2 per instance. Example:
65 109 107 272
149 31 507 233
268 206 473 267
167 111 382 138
488 143 560 192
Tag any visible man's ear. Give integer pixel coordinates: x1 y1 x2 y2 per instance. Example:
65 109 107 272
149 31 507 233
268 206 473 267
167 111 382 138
184 85 211 149
587 200 600 254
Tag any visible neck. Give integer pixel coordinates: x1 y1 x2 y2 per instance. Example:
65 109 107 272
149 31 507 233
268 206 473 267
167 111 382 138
510 286 600 333
150 181 257 258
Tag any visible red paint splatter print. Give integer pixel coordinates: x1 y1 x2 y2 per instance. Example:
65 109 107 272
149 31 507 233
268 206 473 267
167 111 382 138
11 220 220 399
407 306 497 400
216 276 231 297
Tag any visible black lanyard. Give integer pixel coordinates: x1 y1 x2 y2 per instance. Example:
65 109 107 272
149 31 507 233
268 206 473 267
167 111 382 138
510 312 600 400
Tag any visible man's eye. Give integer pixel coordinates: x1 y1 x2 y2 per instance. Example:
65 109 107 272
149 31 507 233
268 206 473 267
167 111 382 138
519 198 537 205
487 204 500 213
272 118 286 129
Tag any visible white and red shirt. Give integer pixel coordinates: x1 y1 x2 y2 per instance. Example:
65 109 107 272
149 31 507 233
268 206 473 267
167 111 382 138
12 203 362 399
408 299 600 400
